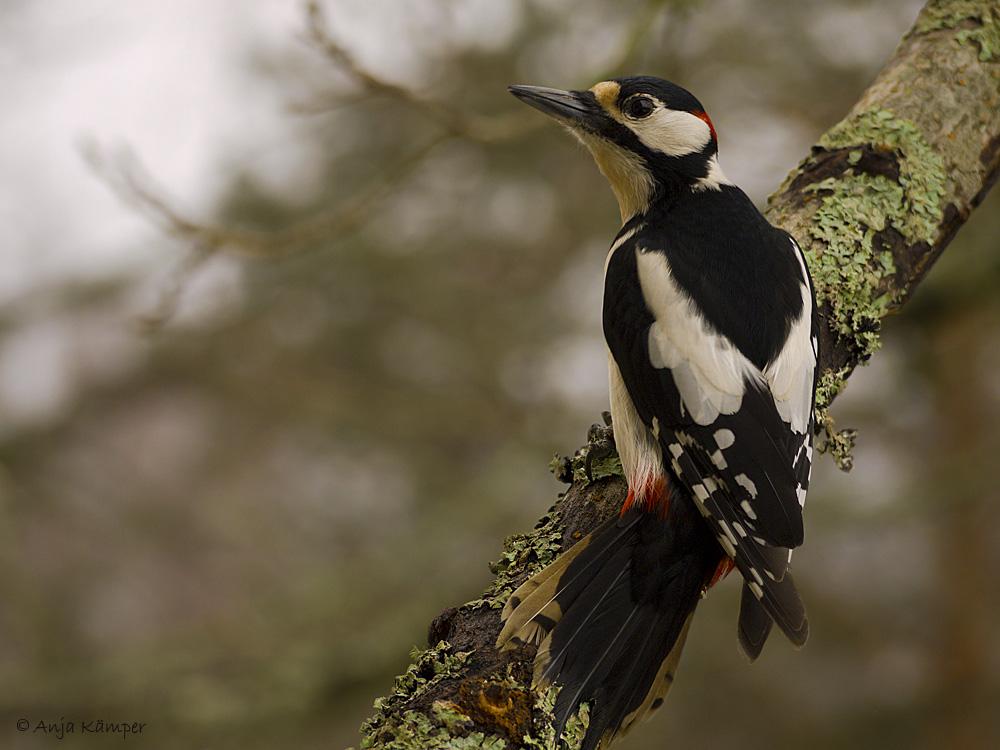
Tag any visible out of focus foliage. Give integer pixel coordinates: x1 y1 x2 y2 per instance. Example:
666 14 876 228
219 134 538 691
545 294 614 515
1 1 998 749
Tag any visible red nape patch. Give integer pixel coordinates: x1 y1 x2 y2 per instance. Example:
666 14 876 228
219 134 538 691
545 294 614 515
621 474 670 518
708 557 735 588
692 110 718 144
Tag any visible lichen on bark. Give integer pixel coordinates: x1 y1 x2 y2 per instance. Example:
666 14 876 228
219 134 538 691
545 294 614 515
797 108 947 361
361 2 1000 746
914 0 1000 60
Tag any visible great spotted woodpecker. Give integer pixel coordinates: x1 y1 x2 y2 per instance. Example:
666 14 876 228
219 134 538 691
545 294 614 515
497 77 818 750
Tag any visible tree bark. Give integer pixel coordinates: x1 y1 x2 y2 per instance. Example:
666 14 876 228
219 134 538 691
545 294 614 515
357 2 1000 748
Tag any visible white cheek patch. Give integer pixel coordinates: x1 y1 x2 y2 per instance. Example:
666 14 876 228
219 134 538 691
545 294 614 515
630 108 713 157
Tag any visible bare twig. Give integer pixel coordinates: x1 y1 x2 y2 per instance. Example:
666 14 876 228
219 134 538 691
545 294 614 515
84 1 542 331
302 1 534 143
83 131 445 330
84 134 445 260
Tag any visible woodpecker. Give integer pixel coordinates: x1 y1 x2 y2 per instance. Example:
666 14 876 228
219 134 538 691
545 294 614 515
497 77 818 750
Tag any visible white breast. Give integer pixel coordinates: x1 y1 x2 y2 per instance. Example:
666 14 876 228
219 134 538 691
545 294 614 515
607 351 663 492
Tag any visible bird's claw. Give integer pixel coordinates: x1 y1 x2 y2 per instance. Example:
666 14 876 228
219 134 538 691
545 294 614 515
584 413 616 483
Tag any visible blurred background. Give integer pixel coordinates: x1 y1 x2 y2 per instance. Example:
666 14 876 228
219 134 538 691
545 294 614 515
2 0 999 748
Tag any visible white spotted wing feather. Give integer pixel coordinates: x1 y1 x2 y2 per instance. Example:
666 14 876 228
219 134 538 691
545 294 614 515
629 237 816 650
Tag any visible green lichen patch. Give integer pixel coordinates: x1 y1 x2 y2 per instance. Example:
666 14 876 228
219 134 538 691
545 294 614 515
360 707 506 750
816 416 859 472
522 686 560 750
359 642 478 749
481 509 565 610
915 0 1000 61
559 449 624 486
805 170 898 352
801 366 859 472
813 365 849 416
559 701 590 750
805 109 947 360
520 686 589 750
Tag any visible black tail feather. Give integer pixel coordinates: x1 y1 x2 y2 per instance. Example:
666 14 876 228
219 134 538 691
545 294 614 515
562 605 683 749
499 502 721 750
737 581 773 661
497 513 643 653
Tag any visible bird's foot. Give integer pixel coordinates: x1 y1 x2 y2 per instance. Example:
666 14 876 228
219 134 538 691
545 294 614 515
585 411 616 483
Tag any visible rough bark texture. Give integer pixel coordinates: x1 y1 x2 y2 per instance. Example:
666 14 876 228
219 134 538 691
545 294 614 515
356 3 1000 748
768 0 1000 430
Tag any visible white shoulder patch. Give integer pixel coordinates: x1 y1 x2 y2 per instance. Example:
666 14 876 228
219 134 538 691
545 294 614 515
763 239 816 435
636 247 762 426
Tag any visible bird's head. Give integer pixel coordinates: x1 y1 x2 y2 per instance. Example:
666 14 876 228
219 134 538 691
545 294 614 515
509 76 726 221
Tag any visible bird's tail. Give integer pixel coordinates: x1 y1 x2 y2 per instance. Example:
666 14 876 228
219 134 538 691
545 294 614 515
497 503 721 750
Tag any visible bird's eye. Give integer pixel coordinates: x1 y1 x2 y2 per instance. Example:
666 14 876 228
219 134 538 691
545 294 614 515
624 96 655 118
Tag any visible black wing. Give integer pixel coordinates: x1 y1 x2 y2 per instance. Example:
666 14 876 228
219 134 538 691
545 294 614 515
603 221 816 649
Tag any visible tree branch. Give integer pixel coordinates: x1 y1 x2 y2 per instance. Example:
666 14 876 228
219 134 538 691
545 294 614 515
356 2 1000 748
767 0 1000 465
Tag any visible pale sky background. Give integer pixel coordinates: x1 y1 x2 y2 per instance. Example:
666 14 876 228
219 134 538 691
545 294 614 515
0 0 914 300
0 0 922 438
0 0 322 434
0 0 307 300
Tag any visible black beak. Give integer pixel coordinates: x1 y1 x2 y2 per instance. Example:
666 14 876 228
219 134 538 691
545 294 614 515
508 85 597 128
